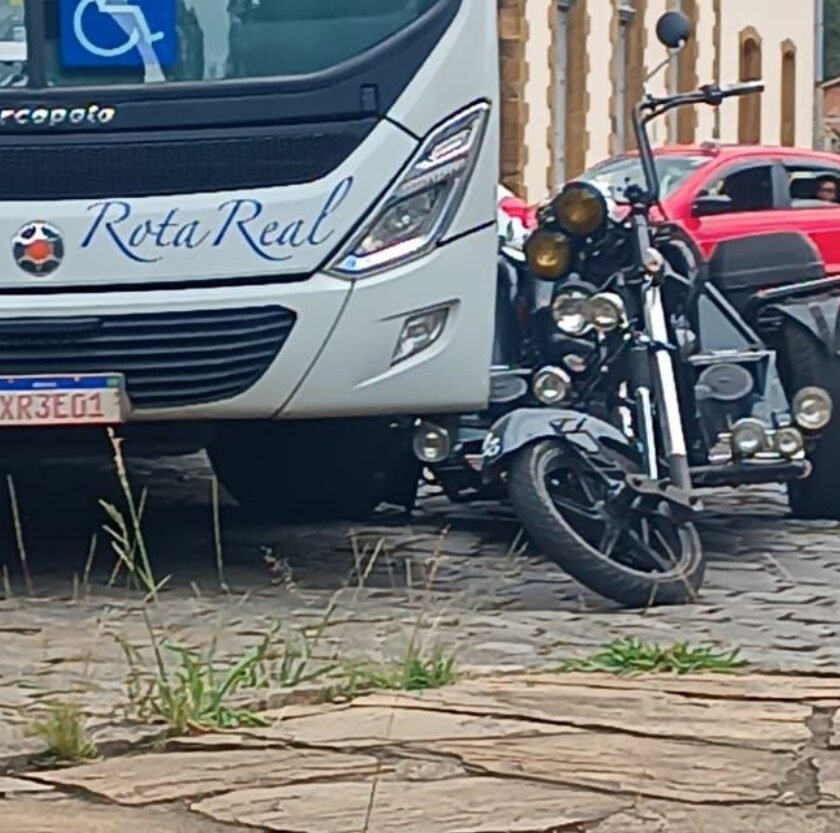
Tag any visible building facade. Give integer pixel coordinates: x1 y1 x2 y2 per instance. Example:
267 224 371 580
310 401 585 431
499 0 818 201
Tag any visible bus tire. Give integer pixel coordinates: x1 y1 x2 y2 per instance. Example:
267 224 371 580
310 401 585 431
208 419 389 524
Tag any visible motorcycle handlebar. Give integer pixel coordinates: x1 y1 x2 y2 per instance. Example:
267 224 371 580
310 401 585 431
716 81 765 98
631 79 764 204
643 80 764 111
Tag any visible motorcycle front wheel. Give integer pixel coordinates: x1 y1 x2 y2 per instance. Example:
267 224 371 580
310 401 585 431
508 439 705 608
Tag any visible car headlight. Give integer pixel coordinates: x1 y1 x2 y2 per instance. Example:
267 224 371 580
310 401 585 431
551 290 591 335
524 230 571 279
327 102 490 277
550 181 608 238
585 292 626 332
792 386 833 431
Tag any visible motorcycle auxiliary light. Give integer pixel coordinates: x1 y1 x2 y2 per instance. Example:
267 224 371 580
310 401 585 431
586 292 626 332
550 181 608 238
792 386 833 431
412 421 452 464
524 230 572 280
730 418 769 457
533 366 572 405
774 426 805 458
551 291 590 335
551 291 625 335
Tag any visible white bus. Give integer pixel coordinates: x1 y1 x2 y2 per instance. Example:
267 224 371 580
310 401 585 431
0 0 499 520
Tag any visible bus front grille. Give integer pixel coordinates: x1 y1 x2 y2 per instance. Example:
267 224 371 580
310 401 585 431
0 306 296 409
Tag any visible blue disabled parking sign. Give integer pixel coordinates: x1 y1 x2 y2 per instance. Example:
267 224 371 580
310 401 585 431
60 0 177 69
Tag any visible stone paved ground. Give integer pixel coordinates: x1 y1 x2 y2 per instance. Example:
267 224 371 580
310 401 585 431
1 451 840 829
5 671 840 832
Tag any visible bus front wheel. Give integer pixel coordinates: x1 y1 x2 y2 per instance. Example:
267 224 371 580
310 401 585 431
208 419 415 524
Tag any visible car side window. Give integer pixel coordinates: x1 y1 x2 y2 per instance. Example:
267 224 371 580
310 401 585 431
698 165 775 214
785 165 840 208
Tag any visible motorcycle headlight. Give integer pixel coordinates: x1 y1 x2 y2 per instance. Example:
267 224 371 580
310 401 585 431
585 292 626 332
551 290 591 335
327 102 490 277
550 181 608 238
524 230 572 280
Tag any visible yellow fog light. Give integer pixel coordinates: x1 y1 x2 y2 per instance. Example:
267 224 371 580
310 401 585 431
551 181 608 238
525 230 572 280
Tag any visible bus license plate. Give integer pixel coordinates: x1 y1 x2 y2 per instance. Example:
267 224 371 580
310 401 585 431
0 375 125 426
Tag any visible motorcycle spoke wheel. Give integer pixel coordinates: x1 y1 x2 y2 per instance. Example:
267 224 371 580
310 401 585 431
544 453 682 575
508 442 705 609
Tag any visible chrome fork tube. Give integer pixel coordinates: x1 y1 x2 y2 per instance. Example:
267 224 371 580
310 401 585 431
642 280 691 491
636 386 659 480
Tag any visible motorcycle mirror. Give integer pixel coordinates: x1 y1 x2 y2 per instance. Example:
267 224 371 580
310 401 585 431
655 11 692 50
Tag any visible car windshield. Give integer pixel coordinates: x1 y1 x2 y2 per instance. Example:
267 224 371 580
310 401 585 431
3 0 441 87
581 154 712 201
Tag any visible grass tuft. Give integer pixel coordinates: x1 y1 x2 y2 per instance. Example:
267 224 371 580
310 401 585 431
556 637 746 675
27 702 97 762
335 645 457 698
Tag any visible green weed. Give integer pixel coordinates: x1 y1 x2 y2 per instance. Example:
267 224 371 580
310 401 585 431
27 702 97 762
557 637 746 675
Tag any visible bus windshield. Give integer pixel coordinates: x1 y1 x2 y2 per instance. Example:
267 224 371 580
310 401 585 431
3 0 441 87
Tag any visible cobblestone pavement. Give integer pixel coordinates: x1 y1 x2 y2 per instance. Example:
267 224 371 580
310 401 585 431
7 671 840 832
1 452 840 769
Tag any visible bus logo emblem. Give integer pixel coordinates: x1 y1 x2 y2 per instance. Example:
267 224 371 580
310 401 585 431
13 222 65 276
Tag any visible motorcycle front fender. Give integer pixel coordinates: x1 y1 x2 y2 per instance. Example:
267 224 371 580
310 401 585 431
770 297 840 356
479 407 630 482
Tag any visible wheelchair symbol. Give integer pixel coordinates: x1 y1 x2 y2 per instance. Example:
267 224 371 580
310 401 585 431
73 0 164 59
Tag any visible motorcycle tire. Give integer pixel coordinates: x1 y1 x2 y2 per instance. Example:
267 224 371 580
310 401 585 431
782 323 840 520
507 439 705 608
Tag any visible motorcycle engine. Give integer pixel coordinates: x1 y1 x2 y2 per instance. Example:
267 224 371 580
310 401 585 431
693 361 755 445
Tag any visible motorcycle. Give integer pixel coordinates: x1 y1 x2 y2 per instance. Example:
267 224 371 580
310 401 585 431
411 12 836 609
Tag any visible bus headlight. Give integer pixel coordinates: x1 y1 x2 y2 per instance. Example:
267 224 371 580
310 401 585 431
533 366 572 404
551 290 590 335
327 103 490 278
792 386 833 431
585 292 626 332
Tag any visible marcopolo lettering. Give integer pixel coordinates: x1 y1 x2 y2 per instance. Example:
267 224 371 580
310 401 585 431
0 105 116 127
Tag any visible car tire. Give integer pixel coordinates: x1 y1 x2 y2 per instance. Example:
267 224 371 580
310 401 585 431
208 419 400 524
781 323 840 520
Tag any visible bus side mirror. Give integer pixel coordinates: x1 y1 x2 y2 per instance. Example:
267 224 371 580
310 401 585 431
656 11 693 49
